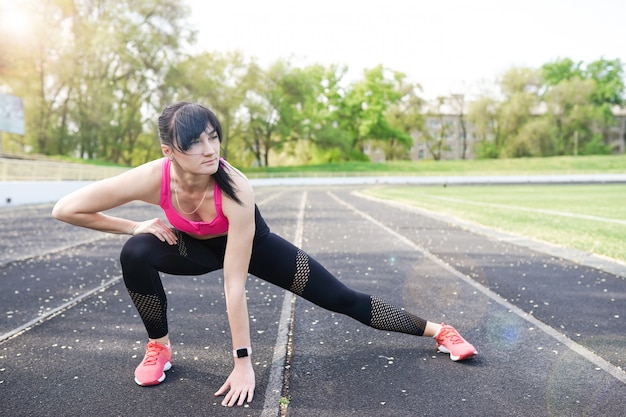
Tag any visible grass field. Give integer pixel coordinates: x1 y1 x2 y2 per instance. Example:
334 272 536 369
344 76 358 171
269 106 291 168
244 154 626 177
362 184 626 264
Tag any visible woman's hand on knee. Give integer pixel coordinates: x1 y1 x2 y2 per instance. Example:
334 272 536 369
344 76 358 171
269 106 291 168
132 218 177 245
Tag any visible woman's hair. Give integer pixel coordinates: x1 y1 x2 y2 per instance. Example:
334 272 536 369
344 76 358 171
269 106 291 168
158 102 242 205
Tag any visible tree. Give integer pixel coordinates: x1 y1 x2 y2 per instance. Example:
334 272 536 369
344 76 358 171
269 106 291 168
543 77 596 155
467 96 499 158
243 97 276 167
544 57 624 108
2 0 192 162
541 57 583 86
240 61 283 168
298 65 351 163
241 61 340 167
383 86 423 161
584 58 624 148
0 0 75 154
340 65 411 159
542 57 624 154
497 67 543 157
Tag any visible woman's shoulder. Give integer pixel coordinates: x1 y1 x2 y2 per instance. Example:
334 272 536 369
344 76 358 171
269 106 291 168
107 158 164 203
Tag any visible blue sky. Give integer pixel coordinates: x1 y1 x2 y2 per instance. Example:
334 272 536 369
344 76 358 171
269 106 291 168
187 0 625 99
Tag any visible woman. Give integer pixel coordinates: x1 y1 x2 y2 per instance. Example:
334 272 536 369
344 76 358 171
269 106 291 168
52 102 477 407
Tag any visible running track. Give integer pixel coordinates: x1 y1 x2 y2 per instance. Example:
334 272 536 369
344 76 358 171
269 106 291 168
0 186 624 416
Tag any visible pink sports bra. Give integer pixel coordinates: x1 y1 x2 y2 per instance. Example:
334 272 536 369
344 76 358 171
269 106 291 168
159 158 229 235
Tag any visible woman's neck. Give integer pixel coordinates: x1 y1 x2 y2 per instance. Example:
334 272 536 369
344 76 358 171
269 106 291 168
171 163 213 193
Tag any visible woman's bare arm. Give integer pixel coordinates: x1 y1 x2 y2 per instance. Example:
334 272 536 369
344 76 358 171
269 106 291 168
214 167 257 406
52 159 177 244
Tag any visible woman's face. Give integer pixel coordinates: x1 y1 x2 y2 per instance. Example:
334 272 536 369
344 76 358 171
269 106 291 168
163 124 221 176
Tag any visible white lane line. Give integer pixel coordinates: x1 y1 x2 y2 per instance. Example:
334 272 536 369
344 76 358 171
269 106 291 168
261 192 307 416
0 275 122 343
328 191 626 385
257 191 287 206
429 195 626 226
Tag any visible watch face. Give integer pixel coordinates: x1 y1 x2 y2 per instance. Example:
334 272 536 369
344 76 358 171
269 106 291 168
236 348 248 358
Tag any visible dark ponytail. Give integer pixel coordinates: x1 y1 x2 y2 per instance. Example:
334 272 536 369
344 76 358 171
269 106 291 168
213 160 243 205
158 102 243 205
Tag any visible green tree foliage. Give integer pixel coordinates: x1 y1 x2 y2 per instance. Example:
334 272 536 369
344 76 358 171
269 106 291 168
541 57 583 85
2 1 623 165
543 77 596 155
544 57 624 107
243 62 353 166
0 0 74 153
469 58 624 158
497 67 543 157
541 58 624 155
1 0 192 164
381 80 424 160
240 60 288 167
300 65 353 163
467 96 499 158
240 62 418 166
73 0 193 165
340 66 414 160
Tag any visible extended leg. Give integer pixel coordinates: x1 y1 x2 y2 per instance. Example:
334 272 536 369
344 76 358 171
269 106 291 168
250 233 477 360
249 233 427 336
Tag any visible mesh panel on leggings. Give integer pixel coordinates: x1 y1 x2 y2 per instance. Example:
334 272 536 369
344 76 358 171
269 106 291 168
174 229 188 257
128 290 168 338
370 296 426 336
290 249 310 296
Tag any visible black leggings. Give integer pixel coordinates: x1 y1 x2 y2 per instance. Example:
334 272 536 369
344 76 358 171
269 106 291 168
120 223 427 340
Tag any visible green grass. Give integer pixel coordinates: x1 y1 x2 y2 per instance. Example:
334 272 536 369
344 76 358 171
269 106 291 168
361 184 626 263
243 155 626 177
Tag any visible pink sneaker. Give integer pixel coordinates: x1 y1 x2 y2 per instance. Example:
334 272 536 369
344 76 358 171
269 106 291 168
434 323 477 361
134 341 172 386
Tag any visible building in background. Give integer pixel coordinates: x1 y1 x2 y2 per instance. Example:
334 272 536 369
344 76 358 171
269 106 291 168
608 106 626 154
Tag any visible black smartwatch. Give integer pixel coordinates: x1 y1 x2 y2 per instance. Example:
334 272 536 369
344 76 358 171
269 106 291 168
233 347 251 358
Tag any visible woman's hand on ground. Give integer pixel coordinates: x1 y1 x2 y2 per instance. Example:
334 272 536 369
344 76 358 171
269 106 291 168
214 363 255 407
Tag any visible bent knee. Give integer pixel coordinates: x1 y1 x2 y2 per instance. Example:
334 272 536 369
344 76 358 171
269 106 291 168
120 234 161 265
